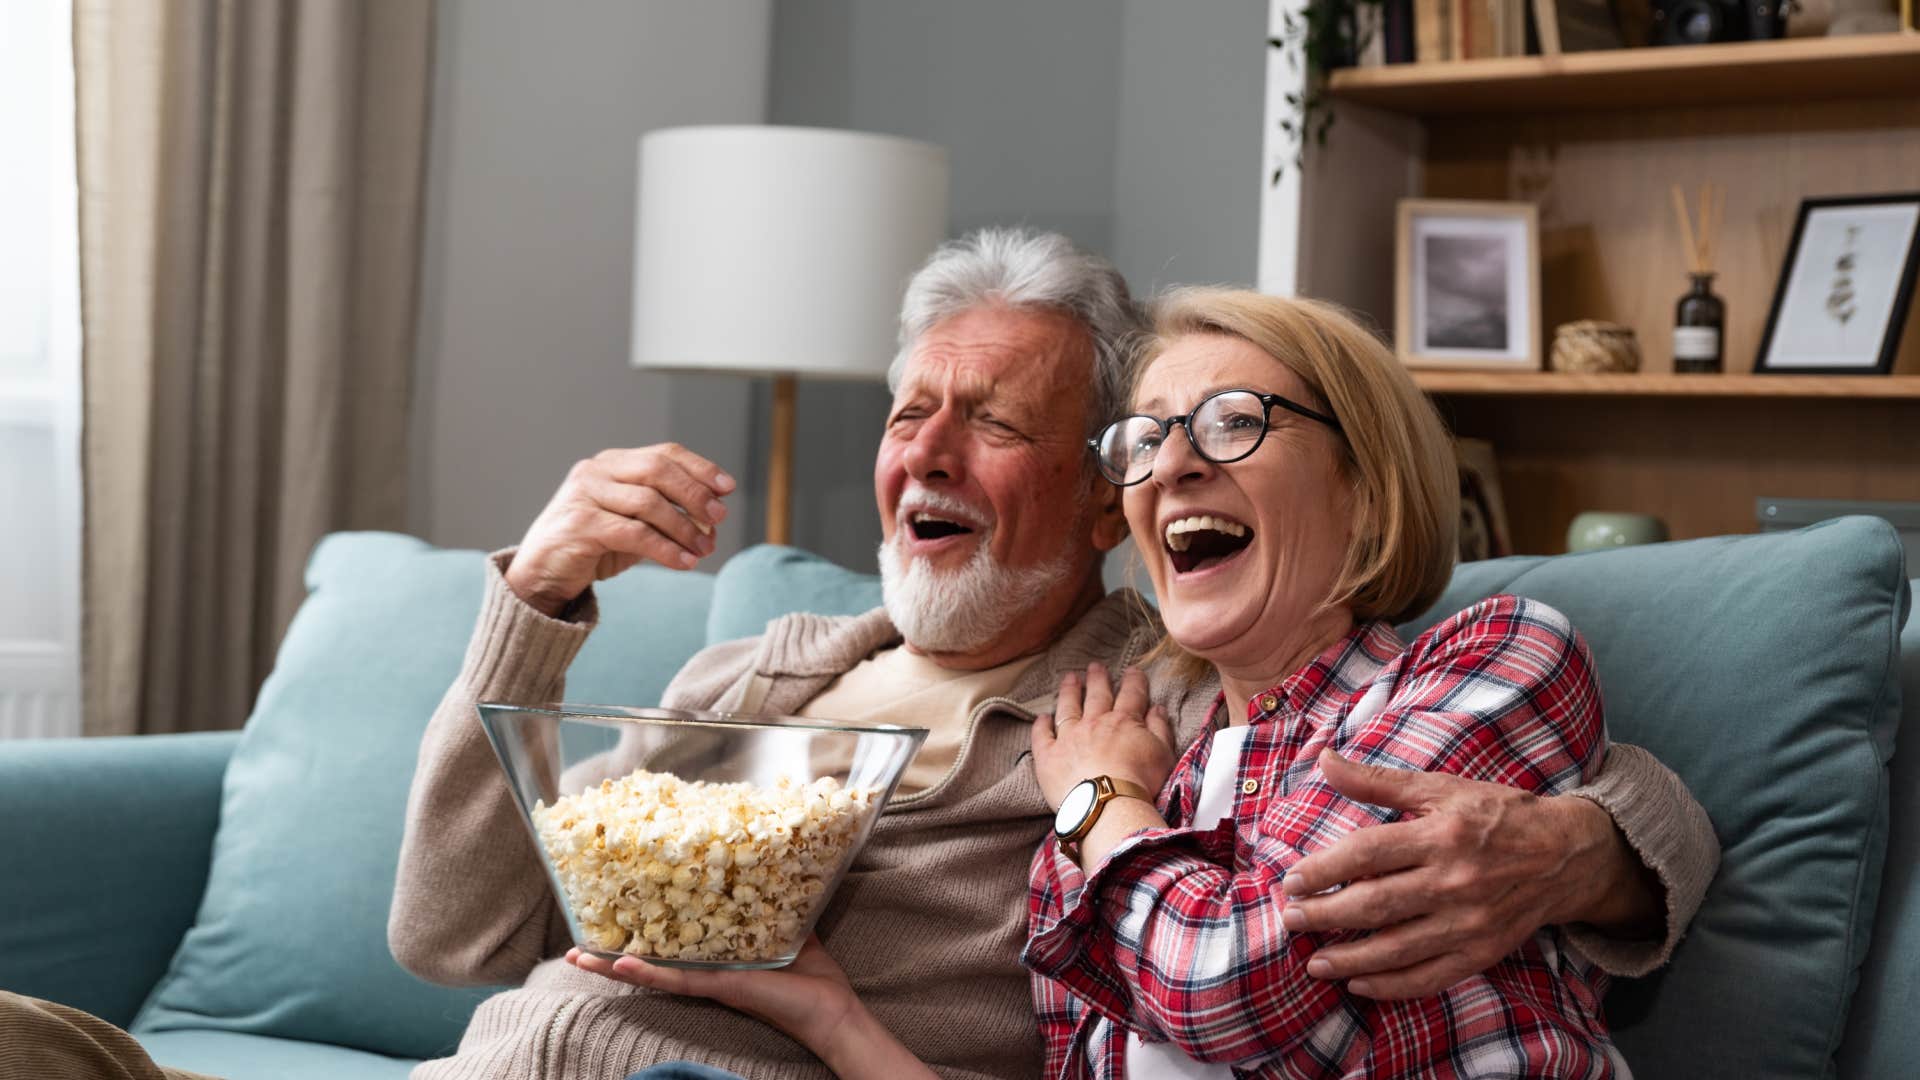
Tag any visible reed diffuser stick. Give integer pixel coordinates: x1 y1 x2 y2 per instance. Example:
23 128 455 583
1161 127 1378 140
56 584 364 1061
1707 184 1724 273
1671 184 1701 274
1698 183 1723 274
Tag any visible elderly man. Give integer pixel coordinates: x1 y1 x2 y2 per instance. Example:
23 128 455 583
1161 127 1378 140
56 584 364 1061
374 229 1716 1080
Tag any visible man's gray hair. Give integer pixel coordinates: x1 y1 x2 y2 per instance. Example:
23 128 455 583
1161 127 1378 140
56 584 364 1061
888 227 1144 436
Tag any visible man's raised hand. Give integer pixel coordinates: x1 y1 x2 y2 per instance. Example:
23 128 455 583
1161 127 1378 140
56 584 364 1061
505 444 735 617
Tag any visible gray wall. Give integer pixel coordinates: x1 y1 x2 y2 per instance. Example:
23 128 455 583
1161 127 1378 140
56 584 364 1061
409 1 774 560
1111 0 1268 295
409 1 1269 576
763 0 1267 570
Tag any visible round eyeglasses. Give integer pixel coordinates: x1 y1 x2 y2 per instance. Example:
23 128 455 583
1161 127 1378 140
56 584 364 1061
1087 388 1341 487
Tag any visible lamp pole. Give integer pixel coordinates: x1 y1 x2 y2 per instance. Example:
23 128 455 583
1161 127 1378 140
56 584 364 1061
767 374 796 545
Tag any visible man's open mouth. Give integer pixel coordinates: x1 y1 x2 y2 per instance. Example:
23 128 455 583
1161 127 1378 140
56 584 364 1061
908 512 977 542
1163 514 1254 575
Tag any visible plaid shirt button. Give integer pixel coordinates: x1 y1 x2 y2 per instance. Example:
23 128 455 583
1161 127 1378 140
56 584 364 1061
1242 779 1259 795
1259 694 1279 711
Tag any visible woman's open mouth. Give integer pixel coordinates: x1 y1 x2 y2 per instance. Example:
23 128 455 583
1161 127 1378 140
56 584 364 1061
1163 514 1254 576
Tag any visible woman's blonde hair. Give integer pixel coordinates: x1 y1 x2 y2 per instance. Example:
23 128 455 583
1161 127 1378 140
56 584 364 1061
1131 288 1459 672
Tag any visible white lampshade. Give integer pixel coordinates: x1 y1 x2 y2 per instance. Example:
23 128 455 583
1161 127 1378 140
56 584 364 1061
630 126 950 379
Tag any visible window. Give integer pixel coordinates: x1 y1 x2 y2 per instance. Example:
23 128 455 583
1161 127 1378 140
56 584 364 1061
0 0 83 738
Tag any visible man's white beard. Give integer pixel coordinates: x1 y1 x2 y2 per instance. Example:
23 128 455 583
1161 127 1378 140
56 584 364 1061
878 536 1077 655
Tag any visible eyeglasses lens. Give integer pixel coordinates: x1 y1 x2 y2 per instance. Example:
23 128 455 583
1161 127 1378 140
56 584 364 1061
1191 392 1267 463
1100 416 1162 485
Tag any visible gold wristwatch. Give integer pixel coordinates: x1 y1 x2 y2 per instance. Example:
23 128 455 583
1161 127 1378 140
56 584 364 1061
1053 775 1155 846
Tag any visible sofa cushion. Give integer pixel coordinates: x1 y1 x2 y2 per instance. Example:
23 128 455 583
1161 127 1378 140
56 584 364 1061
1838 580 1919 1079
131 533 715 1060
705 544 883 644
138 1029 417 1080
1400 516 1910 1080
0 731 236 1028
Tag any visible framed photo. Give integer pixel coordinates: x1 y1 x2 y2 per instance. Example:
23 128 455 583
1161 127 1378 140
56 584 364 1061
1455 438 1512 562
1396 199 1541 371
1755 193 1920 375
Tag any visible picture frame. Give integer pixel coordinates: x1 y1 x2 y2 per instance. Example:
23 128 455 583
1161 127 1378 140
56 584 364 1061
1755 192 1920 375
1396 199 1542 371
1455 438 1513 562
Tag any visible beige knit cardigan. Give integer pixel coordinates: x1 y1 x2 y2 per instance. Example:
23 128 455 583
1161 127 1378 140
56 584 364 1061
389 554 1716 1080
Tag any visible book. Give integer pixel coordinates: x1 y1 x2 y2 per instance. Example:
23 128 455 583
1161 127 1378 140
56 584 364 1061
1467 0 1499 57
1502 0 1528 55
1532 0 1563 55
1358 2 1387 66
1417 0 1452 60
1384 0 1417 63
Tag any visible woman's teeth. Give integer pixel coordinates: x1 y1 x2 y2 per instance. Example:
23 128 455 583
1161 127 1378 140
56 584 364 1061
1163 515 1248 552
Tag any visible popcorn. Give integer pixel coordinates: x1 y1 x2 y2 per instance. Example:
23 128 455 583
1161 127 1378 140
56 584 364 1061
532 770 878 963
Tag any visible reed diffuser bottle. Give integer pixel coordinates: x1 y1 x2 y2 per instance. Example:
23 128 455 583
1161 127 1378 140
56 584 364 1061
1670 184 1726 374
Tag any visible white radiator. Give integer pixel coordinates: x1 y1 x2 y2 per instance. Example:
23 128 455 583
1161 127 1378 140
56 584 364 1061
0 644 81 740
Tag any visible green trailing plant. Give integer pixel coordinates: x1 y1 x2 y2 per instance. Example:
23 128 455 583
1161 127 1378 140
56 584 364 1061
1270 0 1382 183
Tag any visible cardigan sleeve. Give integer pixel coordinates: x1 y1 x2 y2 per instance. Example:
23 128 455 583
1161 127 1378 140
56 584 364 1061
388 549 597 986
1562 742 1721 977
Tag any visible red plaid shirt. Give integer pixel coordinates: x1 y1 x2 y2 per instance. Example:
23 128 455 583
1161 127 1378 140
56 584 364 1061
1024 595 1618 1079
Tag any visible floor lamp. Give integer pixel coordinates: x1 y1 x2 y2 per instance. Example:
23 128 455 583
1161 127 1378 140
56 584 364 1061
630 126 949 545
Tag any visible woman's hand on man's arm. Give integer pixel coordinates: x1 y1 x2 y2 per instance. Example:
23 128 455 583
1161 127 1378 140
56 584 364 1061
1274 749 1662 1000
565 938 938 1080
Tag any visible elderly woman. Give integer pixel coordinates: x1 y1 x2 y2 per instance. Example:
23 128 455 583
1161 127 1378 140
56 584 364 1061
566 288 1644 1080
1023 287 1622 1078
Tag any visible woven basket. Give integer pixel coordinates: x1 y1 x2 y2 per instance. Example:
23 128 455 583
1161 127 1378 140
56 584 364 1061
1550 320 1641 374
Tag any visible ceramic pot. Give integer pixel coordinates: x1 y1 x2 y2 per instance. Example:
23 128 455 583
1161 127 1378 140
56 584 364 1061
1567 512 1670 552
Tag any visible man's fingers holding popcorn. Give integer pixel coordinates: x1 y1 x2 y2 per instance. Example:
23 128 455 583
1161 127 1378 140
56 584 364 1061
505 443 736 616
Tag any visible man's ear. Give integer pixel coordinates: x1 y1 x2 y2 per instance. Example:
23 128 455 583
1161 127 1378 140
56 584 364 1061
1090 477 1128 553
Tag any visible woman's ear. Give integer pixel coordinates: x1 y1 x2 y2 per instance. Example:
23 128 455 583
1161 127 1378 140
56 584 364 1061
1090 478 1129 553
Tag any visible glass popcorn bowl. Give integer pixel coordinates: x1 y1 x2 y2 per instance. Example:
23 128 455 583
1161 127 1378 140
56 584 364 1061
478 702 927 970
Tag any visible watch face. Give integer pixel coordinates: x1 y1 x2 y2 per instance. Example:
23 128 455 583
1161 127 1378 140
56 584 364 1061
1055 780 1098 838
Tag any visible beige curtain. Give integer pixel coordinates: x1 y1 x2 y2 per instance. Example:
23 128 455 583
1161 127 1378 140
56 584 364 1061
74 0 435 736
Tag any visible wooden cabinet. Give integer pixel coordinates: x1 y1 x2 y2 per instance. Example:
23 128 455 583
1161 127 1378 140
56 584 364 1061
1259 19 1920 553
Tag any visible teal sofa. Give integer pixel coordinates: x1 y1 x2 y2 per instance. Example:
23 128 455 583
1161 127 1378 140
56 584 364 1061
1 518 1912 1079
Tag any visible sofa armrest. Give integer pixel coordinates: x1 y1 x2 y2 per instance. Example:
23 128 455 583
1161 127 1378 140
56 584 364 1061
0 731 239 1027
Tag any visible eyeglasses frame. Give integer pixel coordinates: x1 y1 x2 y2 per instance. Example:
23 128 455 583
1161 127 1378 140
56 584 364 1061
1086 388 1343 488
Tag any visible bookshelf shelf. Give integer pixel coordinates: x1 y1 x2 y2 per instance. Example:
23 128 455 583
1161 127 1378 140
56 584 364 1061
1411 372 1920 398
1326 33 1920 116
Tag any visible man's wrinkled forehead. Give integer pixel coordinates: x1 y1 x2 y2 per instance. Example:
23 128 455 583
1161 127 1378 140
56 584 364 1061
892 361 997 406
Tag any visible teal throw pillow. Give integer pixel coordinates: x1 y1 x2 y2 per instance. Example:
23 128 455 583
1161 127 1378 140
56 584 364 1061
705 544 883 645
1399 516 1909 1080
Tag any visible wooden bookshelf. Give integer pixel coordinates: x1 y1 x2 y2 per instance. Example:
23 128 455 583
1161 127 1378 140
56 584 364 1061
1411 372 1920 398
1326 34 1920 116
1265 31 1920 553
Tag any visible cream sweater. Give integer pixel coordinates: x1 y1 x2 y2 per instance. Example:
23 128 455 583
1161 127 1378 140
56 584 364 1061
389 554 1717 1080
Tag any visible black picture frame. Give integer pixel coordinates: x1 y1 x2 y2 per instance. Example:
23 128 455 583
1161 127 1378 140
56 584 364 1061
1755 192 1920 375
